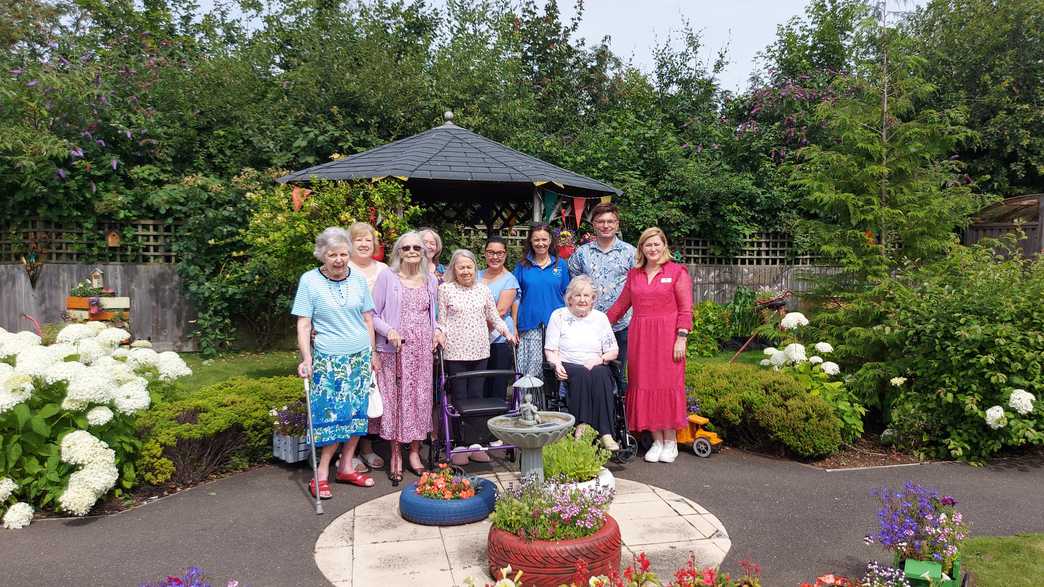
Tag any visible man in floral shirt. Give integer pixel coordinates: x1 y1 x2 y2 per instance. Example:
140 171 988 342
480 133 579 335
567 202 636 394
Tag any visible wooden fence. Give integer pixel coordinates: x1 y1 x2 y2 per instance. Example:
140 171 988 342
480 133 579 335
0 264 196 351
0 220 177 264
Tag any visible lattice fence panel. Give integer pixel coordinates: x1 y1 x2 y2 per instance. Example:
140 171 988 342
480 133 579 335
0 220 178 264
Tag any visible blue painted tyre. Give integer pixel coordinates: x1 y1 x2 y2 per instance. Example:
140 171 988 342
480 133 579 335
399 478 497 526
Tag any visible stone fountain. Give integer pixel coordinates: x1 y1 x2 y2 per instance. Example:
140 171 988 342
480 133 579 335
487 393 574 483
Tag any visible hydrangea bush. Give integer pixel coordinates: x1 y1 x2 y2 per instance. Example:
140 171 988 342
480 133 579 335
0 324 191 528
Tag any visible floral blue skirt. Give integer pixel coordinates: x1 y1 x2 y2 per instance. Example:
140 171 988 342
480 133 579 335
310 348 372 447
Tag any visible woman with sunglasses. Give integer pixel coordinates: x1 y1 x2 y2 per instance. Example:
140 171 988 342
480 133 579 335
479 236 519 402
371 231 439 485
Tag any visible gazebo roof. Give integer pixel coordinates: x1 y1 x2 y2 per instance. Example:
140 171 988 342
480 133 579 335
276 115 621 196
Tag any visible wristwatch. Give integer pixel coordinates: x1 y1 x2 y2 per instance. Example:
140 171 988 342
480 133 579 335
676 329 690 338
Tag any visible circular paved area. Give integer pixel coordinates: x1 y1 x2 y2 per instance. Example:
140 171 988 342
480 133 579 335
313 470 731 586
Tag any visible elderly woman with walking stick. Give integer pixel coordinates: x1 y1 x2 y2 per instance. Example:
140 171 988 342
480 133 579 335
293 227 379 499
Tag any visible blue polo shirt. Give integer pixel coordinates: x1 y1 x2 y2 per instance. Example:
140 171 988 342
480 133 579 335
513 256 570 332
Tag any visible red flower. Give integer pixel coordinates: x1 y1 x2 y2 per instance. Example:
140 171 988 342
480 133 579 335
637 552 651 572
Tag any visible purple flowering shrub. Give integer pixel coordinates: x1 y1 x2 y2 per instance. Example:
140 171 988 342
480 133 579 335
861 561 911 587
270 400 307 437
490 475 613 541
140 566 240 587
867 482 968 575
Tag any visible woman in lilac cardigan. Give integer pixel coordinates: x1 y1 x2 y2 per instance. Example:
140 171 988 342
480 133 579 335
371 231 439 485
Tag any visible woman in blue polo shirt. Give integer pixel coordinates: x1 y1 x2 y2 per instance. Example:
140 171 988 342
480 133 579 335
513 224 570 388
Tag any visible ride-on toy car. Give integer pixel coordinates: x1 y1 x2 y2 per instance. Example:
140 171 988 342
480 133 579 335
675 413 722 457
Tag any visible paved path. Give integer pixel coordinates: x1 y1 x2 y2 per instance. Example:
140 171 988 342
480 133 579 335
3 447 1043 586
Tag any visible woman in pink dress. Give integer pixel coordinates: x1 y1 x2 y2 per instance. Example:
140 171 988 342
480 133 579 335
606 227 693 464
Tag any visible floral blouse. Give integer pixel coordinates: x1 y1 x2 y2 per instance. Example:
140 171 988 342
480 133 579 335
437 282 507 361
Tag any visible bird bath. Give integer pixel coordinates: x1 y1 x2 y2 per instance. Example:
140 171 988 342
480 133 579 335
488 394 574 483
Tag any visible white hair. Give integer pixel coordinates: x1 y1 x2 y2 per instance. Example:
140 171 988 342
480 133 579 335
564 274 597 305
313 227 351 261
388 231 430 275
444 249 478 284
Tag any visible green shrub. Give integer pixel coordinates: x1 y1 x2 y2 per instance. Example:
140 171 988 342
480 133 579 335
543 427 611 482
688 301 728 358
136 375 302 485
686 362 843 458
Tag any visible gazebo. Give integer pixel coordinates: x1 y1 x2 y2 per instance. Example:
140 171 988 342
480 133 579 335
277 112 621 229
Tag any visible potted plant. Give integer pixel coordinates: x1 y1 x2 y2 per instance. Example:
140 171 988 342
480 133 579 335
543 426 614 495
866 483 968 587
271 400 309 463
488 476 619 587
399 463 497 526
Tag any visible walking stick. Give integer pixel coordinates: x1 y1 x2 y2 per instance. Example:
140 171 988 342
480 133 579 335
303 377 323 515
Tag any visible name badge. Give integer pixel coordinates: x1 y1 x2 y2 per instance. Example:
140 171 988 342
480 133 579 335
660 277 673 283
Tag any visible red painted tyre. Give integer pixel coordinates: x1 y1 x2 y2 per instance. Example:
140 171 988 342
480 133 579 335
487 515 622 587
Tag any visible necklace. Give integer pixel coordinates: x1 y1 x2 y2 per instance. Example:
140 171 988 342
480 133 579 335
321 267 353 307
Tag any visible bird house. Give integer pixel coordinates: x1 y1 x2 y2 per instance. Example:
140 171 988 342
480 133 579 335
106 230 121 247
89 267 104 289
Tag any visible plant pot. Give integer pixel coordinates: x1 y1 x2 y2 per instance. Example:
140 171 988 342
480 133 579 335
272 433 309 463
487 515 622 587
399 478 497 526
559 467 615 499
895 554 961 587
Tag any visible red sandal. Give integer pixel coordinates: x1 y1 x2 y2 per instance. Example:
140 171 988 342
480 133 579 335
335 470 375 487
309 479 332 499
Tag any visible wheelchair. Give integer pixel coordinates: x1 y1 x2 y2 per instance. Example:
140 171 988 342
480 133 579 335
541 359 638 464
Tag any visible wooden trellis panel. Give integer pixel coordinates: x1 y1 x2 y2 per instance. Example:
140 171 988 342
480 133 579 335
0 220 178 264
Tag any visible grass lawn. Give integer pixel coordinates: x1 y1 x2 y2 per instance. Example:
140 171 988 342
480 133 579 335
691 349 764 367
173 351 299 397
962 533 1044 586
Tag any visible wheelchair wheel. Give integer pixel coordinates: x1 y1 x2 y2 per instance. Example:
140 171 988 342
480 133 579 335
693 438 713 458
613 434 638 463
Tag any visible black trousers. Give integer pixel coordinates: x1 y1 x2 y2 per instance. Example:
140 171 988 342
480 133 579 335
563 362 617 436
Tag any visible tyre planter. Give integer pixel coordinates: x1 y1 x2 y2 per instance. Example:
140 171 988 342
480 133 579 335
398 478 497 526
559 467 615 499
487 515 622 587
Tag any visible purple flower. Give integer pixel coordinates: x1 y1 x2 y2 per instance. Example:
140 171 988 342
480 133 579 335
111 158 118 170
26 79 38 87
70 146 84 159
56 168 68 180
96 139 106 147
9 68 22 77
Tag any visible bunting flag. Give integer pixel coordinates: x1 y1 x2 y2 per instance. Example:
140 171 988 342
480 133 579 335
560 205 568 227
542 190 557 223
572 196 585 228
600 195 612 204
291 186 313 211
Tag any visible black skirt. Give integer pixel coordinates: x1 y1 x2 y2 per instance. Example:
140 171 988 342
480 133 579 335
563 362 616 436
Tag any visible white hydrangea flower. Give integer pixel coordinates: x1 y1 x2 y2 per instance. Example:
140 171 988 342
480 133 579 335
86 406 114 427
0 477 16 502
0 331 42 358
67 460 118 495
61 397 89 411
814 342 833 354
43 360 87 385
96 328 130 348
2 502 33 529
763 347 778 356
128 347 160 370
157 352 192 381
769 350 787 367
14 346 61 378
0 374 34 413
57 482 98 516
60 431 112 466
809 356 824 364
784 343 807 364
985 405 1006 429
1008 389 1035 416
780 312 809 330
111 348 130 359
129 339 153 349
64 367 114 407
75 338 107 365
85 322 107 336
113 379 150 414
0 363 11 377
47 343 78 361
820 361 840 376
890 377 907 387
759 358 771 366
56 324 96 344
111 365 140 385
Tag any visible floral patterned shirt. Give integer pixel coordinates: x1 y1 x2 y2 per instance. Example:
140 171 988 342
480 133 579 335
567 238 636 331
437 282 507 361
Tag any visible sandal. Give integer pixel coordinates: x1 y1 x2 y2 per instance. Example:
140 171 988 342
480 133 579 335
361 451 385 470
309 479 332 500
388 470 403 487
335 470 375 487
350 456 370 473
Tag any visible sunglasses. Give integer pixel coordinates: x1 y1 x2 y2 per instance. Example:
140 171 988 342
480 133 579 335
400 245 423 252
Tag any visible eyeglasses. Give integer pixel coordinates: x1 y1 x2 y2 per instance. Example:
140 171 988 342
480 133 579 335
594 219 619 225
400 245 423 252
484 250 507 257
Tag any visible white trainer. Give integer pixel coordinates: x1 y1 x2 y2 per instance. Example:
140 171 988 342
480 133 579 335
600 434 620 452
659 440 679 463
644 441 663 462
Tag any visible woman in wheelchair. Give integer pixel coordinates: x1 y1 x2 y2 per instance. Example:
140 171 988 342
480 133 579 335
543 276 621 451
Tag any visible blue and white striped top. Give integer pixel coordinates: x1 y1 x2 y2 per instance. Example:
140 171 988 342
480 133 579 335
291 268 375 355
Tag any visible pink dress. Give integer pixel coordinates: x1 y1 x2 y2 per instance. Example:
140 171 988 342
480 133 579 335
606 261 693 432
376 285 434 443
